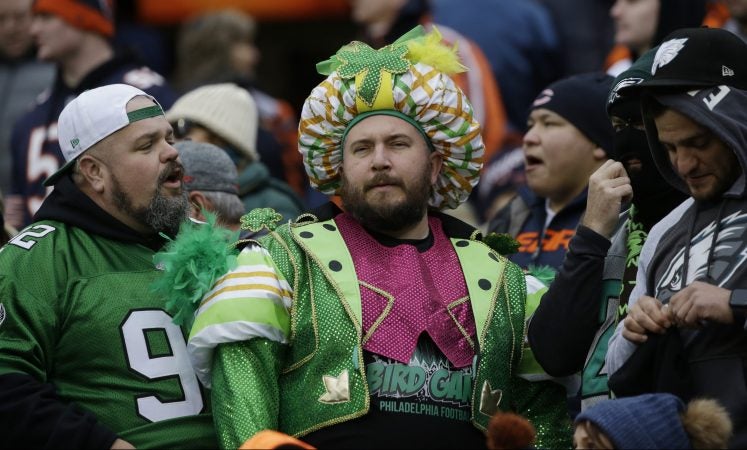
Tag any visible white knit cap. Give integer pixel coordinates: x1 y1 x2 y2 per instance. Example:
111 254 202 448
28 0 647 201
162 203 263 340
166 83 259 162
46 83 163 186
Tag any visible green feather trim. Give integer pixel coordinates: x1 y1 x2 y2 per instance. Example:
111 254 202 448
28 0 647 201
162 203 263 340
482 232 520 256
151 212 240 328
526 264 557 287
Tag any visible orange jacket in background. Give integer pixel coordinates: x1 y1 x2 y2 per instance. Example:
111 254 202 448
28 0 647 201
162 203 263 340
434 23 508 163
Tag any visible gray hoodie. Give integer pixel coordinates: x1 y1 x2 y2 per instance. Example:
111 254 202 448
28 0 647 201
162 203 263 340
606 86 747 448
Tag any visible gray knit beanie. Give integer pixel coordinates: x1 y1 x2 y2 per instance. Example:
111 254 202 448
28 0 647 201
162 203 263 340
176 141 239 195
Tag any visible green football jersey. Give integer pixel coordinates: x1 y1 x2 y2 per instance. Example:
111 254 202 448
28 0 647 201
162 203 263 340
0 221 217 448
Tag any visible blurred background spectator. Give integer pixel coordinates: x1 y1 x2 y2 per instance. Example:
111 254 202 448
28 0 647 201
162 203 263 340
166 83 305 222
171 9 309 202
5 0 176 229
432 0 563 137
604 0 710 76
0 0 55 196
4 0 742 228
724 0 747 41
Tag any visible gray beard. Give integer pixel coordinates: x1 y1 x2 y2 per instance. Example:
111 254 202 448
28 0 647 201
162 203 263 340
111 170 189 237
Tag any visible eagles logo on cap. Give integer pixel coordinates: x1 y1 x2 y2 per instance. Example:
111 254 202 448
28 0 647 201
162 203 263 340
608 77 644 105
651 38 688 75
618 27 747 95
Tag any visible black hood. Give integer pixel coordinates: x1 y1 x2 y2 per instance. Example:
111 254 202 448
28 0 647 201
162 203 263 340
33 174 170 251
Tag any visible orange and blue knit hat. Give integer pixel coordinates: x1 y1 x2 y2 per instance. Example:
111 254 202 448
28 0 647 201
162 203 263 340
33 0 114 37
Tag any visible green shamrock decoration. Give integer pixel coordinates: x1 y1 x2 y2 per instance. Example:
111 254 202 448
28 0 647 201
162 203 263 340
335 42 411 107
240 208 283 233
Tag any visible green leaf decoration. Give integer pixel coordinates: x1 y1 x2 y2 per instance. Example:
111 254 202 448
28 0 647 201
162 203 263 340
625 205 647 268
335 41 411 107
527 264 557 287
482 232 520 256
240 207 283 233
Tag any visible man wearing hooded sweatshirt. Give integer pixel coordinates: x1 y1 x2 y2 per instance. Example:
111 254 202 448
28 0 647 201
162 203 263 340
525 44 687 412
0 84 216 448
605 27 747 448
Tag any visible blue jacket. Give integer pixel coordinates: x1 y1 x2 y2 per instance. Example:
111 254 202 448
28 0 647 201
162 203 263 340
489 186 588 270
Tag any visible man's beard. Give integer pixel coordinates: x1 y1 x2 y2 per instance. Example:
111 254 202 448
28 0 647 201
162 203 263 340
112 161 189 237
340 164 433 234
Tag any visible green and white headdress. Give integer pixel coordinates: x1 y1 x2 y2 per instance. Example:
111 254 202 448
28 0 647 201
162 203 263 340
299 26 484 209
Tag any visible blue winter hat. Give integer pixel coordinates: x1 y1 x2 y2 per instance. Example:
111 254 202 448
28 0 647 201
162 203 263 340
575 393 691 449
531 72 615 155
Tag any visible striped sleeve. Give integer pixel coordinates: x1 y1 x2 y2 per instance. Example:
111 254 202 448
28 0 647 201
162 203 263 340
187 245 293 388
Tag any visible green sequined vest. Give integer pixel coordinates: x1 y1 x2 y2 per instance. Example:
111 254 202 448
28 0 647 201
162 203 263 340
255 214 528 436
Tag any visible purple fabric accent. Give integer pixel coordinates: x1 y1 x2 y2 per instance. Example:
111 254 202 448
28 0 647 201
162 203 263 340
336 213 476 367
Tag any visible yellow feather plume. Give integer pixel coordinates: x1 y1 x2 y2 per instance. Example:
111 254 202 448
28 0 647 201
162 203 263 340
405 26 467 75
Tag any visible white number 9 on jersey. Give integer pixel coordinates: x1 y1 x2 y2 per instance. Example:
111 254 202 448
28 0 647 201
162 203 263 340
120 309 204 422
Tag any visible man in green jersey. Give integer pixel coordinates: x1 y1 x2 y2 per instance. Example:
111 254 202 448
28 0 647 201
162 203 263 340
0 84 217 448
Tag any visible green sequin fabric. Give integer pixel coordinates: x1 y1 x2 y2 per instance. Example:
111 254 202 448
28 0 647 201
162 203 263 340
209 218 571 447
335 42 410 107
241 207 283 233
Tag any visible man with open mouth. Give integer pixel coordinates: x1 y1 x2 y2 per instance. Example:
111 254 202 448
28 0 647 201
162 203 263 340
0 84 217 449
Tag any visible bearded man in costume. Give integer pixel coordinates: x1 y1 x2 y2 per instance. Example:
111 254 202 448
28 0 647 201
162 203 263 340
156 27 570 449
